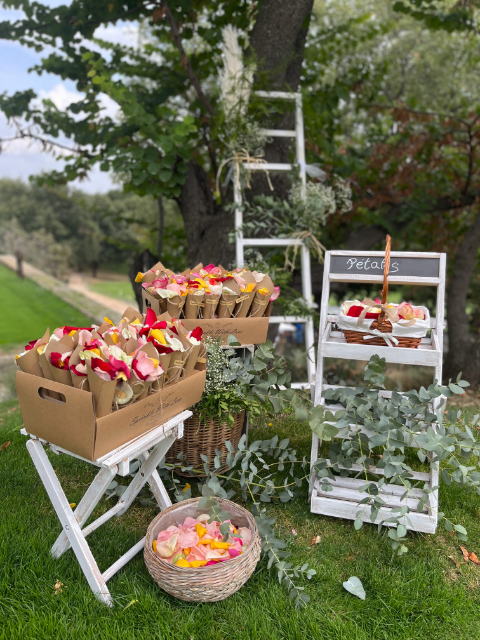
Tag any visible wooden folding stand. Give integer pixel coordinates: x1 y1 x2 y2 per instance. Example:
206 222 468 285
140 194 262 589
22 410 191 606
310 249 446 533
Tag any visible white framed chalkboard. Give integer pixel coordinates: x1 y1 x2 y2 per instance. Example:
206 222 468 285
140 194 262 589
330 254 440 278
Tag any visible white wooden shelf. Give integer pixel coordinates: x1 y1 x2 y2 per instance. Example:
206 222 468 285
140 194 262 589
310 249 446 535
321 327 442 367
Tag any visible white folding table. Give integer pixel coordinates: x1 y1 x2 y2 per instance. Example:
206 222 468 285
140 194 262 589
22 410 191 606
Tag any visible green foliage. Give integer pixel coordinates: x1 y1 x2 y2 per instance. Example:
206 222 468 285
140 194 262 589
315 355 479 553
160 432 315 607
0 1 257 198
238 178 352 266
194 337 262 425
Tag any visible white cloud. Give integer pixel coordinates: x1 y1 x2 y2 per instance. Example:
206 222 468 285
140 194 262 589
0 113 115 192
39 83 83 111
38 83 120 120
93 23 139 48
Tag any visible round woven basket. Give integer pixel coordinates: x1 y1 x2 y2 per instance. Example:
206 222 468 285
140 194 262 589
342 235 422 349
165 410 245 476
144 497 262 602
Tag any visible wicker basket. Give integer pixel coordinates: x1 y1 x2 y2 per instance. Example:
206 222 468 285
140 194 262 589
166 410 246 476
342 235 422 349
144 497 262 602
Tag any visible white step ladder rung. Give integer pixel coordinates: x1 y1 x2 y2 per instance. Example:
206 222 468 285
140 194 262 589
243 162 293 171
259 129 296 138
232 90 315 385
254 90 297 100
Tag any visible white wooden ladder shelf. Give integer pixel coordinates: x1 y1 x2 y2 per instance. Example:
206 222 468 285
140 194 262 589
22 410 191 606
310 250 446 534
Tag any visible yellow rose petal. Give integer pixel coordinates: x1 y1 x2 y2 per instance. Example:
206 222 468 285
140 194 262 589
104 317 114 325
150 329 166 345
176 558 191 568
135 272 144 283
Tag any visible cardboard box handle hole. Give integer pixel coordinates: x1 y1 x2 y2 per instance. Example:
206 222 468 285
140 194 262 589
38 388 66 404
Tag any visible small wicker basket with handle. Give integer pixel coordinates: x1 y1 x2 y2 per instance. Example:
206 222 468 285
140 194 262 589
144 497 261 602
342 236 423 349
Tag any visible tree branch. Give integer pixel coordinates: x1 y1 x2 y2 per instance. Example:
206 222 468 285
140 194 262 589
0 131 84 155
161 1 215 116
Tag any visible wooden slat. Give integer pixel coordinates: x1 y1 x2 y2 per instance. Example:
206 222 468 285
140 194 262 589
259 128 296 137
326 314 439 330
97 412 189 466
329 250 442 258
269 315 308 324
324 460 430 482
243 162 292 171
329 273 440 285
314 475 426 511
311 491 437 534
102 538 145 583
254 90 297 100
241 238 303 247
321 334 442 367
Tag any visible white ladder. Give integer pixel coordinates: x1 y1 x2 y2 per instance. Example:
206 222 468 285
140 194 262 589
233 90 316 385
310 249 446 533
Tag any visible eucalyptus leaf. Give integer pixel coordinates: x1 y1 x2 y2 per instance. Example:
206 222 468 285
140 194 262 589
343 576 366 600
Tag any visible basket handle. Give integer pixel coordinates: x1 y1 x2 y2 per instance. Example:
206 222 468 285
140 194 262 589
379 235 391 321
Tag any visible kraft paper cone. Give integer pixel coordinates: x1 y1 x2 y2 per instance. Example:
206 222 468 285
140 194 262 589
97 321 113 335
125 377 147 403
183 343 201 377
132 342 159 398
166 350 187 385
16 347 45 378
69 345 87 389
233 271 257 318
232 291 255 318
203 293 220 318
156 351 173 374
184 290 204 319
38 351 63 400
248 291 270 318
15 328 50 378
122 306 145 323
217 293 238 319
87 361 117 418
167 296 186 320
44 336 74 388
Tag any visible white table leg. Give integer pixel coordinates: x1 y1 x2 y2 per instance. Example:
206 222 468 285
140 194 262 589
115 435 175 516
26 439 113 607
138 452 172 510
51 465 118 559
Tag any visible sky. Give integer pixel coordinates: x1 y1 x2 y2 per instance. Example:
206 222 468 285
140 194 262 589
0 2 138 193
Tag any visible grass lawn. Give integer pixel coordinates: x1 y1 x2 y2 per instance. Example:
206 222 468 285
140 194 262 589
90 280 135 303
2 401 480 640
0 265 93 350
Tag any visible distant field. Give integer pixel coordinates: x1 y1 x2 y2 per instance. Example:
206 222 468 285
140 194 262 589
0 264 93 349
90 280 135 302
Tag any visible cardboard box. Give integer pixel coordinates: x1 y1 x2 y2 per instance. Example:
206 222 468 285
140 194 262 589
16 368 206 461
143 289 272 345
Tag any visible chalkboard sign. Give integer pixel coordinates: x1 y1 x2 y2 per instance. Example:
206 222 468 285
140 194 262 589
330 255 440 278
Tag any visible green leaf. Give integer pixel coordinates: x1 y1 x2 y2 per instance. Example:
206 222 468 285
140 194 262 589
354 518 363 530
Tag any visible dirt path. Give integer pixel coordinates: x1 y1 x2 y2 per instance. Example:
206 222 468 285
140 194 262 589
0 255 124 325
68 273 130 316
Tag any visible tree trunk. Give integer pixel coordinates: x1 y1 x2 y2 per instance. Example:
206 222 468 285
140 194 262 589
156 196 164 260
129 248 158 311
175 0 314 267
444 210 480 385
